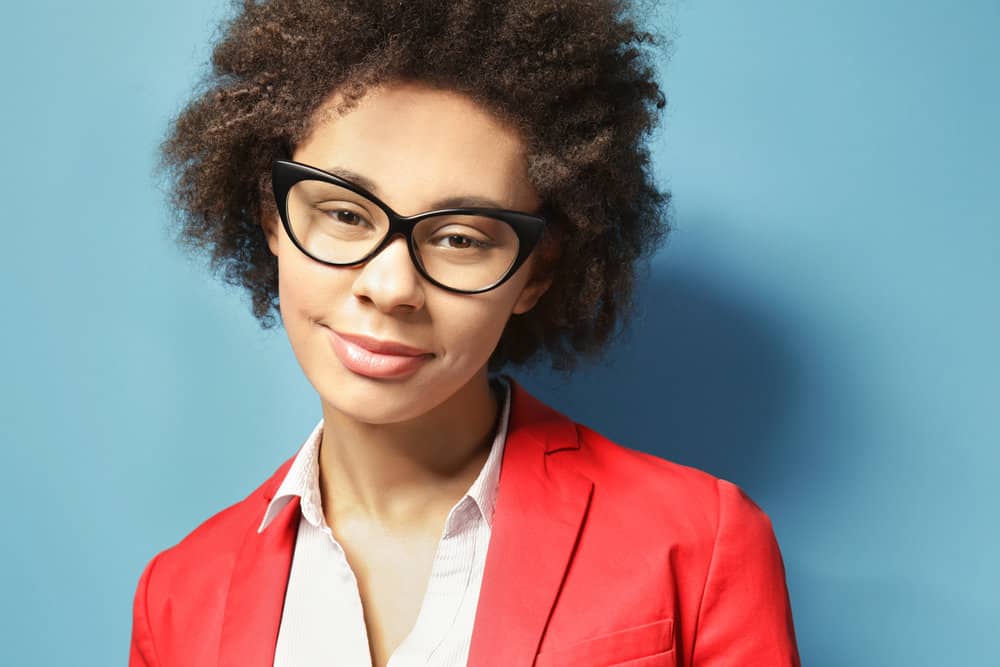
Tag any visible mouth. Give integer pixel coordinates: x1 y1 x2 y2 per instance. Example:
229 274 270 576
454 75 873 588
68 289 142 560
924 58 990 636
322 326 434 379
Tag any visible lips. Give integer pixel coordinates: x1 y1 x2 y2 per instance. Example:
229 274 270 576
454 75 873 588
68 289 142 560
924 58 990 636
332 330 431 357
323 326 434 379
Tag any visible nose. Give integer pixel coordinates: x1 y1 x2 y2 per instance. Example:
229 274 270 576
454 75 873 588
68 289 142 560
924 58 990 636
351 234 426 314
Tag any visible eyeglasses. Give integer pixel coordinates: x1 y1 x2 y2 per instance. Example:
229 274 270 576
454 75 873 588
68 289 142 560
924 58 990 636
271 159 549 294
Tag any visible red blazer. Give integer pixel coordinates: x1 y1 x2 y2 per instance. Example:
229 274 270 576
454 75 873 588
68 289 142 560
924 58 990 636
130 379 800 666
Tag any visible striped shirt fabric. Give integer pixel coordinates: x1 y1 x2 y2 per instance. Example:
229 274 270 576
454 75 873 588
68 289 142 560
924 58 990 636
257 377 512 667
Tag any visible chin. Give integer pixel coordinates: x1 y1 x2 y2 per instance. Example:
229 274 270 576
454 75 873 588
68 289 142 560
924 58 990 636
316 369 446 424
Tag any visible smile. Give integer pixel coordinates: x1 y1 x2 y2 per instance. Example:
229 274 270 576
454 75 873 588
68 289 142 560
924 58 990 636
324 326 434 379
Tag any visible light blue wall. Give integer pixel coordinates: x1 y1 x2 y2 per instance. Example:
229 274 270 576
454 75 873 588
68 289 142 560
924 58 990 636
1 1 996 664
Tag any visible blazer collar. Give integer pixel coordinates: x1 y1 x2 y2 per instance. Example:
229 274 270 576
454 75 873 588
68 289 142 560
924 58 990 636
218 376 593 667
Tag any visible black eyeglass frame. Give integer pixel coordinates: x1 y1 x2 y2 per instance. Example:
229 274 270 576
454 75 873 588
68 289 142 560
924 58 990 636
271 159 549 294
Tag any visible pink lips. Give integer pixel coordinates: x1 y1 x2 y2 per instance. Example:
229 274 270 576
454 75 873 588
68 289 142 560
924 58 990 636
324 327 434 379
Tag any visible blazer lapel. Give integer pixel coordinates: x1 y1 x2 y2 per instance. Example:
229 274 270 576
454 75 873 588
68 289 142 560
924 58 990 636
219 463 300 667
467 378 595 667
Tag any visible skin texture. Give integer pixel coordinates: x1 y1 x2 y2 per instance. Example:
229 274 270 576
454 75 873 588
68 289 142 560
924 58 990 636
261 81 551 664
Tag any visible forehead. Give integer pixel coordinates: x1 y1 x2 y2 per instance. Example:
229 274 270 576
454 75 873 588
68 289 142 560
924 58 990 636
293 82 539 214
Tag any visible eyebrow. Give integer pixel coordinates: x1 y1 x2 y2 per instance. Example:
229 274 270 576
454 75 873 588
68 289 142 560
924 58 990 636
321 164 514 212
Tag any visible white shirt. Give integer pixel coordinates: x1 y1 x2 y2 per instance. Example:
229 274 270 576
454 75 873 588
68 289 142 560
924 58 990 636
257 377 512 667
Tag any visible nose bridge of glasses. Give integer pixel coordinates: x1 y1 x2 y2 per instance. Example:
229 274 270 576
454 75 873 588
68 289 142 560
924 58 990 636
382 207 426 237
343 178 432 226
343 189 427 245
367 230 420 271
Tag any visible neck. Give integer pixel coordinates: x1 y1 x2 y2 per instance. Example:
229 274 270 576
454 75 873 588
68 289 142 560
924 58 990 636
318 370 502 529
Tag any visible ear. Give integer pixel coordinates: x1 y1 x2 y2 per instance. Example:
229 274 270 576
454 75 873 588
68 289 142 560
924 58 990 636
262 212 281 257
511 273 553 315
511 235 560 314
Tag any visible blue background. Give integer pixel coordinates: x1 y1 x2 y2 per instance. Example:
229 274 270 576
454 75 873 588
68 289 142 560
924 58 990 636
2 1 997 664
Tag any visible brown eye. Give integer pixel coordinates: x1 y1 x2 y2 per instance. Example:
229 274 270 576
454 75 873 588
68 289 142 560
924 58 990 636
331 210 364 226
427 228 494 250
446 234 474 249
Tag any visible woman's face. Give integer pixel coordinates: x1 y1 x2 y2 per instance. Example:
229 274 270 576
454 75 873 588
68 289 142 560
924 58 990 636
263 81 550 424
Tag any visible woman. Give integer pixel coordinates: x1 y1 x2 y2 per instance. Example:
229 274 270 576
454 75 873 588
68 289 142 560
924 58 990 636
130 1 800 665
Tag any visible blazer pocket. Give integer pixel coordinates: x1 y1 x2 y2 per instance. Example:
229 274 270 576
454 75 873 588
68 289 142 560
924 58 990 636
535 617 675 667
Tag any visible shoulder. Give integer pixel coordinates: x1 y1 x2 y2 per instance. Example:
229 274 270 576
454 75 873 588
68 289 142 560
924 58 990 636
506 378 774 551
129 455 296 661
533 413 797 658
565 420 776 552
138 454 295 594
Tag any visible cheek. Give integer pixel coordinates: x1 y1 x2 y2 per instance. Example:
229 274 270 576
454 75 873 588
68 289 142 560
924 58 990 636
430 289 522 362
275 245 344 332
277 254 311 320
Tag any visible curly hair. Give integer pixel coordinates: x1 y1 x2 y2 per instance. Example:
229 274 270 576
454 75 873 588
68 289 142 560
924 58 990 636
157 0 671 372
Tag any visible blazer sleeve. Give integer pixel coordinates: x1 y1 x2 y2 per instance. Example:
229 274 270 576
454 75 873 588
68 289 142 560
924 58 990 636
129 553 162 667
690 479 801 666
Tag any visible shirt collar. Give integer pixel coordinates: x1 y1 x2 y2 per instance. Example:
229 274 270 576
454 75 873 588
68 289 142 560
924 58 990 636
257 376 513 534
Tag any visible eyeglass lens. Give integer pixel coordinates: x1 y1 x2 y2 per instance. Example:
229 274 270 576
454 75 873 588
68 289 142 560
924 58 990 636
286 179 521 291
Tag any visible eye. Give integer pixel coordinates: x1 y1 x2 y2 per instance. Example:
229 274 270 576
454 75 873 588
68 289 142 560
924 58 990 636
446 234 474 249
435 233 492 250
328 209 366 226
